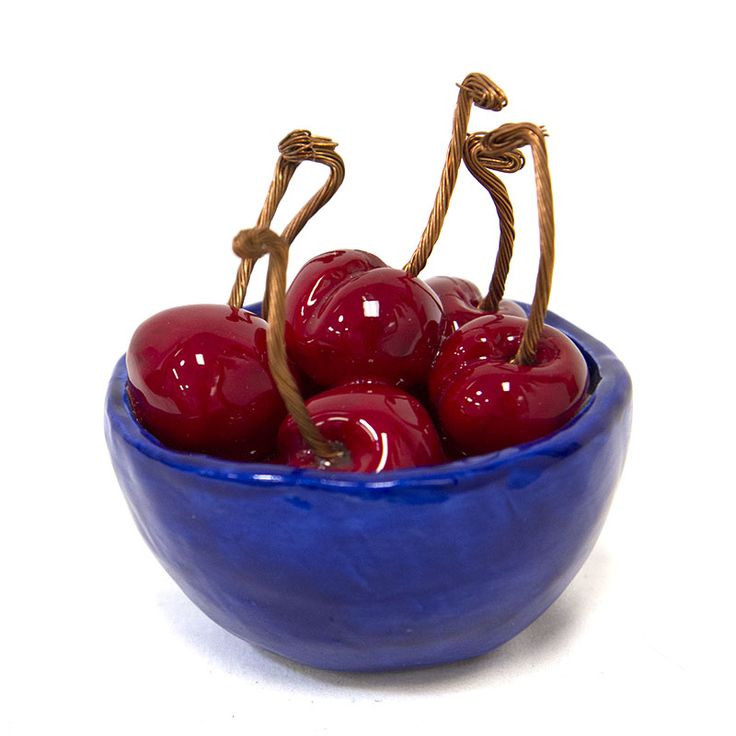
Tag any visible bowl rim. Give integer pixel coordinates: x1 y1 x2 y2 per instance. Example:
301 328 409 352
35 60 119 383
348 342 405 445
105 303 632 492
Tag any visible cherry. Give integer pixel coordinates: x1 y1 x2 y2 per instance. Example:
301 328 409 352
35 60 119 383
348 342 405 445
428 313 589 455
425 275 526 337
126 304 286 460
284 249 444 389
278 382 446 472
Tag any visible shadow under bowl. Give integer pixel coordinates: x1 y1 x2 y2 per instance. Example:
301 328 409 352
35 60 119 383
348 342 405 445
105 304 632 672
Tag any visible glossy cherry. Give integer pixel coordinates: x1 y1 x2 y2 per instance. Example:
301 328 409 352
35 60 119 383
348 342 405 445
428 313 589 455
284 250 444 389
425 275 526 337
278 382 446 472
126 304 286 460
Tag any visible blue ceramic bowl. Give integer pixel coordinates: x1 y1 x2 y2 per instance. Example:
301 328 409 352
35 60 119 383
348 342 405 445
105 304 632 672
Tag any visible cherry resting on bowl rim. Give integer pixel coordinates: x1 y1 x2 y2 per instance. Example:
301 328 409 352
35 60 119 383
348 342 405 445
284 249 444 389
425 275 526 336
126 304 287 460
428 313 589 455
278 382 446 472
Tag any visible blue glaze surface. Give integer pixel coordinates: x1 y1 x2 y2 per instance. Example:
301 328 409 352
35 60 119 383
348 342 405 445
105 304 632 672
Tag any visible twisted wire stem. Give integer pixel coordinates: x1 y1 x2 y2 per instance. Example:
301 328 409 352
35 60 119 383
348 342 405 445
228 130 345 313
463 132 525 312
228 143 298 310
480 122 553 366
232 228 344 462
403 73 508 277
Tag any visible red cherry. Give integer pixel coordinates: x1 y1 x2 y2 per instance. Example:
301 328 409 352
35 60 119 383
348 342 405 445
425 275 526 337
277 382 446 472
126 304 286 460
428 313 589 455
285 250 444 388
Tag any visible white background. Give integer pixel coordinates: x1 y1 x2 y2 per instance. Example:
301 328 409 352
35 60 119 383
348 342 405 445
1 1 734 734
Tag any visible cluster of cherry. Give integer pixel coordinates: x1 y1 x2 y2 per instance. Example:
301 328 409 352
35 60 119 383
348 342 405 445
126 248 588 473
125 75 589 473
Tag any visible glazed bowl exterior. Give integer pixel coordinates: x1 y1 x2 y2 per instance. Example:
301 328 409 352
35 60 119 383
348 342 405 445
105 305 632 672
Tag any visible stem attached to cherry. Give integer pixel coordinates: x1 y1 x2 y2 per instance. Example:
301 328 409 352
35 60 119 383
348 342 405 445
228 130 349 465
479 122 554 366
462 133 525 312
228 130 345 314
403 72 508 277
232 227 348 465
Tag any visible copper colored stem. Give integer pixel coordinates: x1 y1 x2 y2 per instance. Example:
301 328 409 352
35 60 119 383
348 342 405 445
232 228 343 462
227 131 346 462
480 123 554 366
403 73 508 277
462 132 525 312
228 130 345 312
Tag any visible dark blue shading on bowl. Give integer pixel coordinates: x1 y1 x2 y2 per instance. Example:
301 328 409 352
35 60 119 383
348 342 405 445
105 304 632 672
